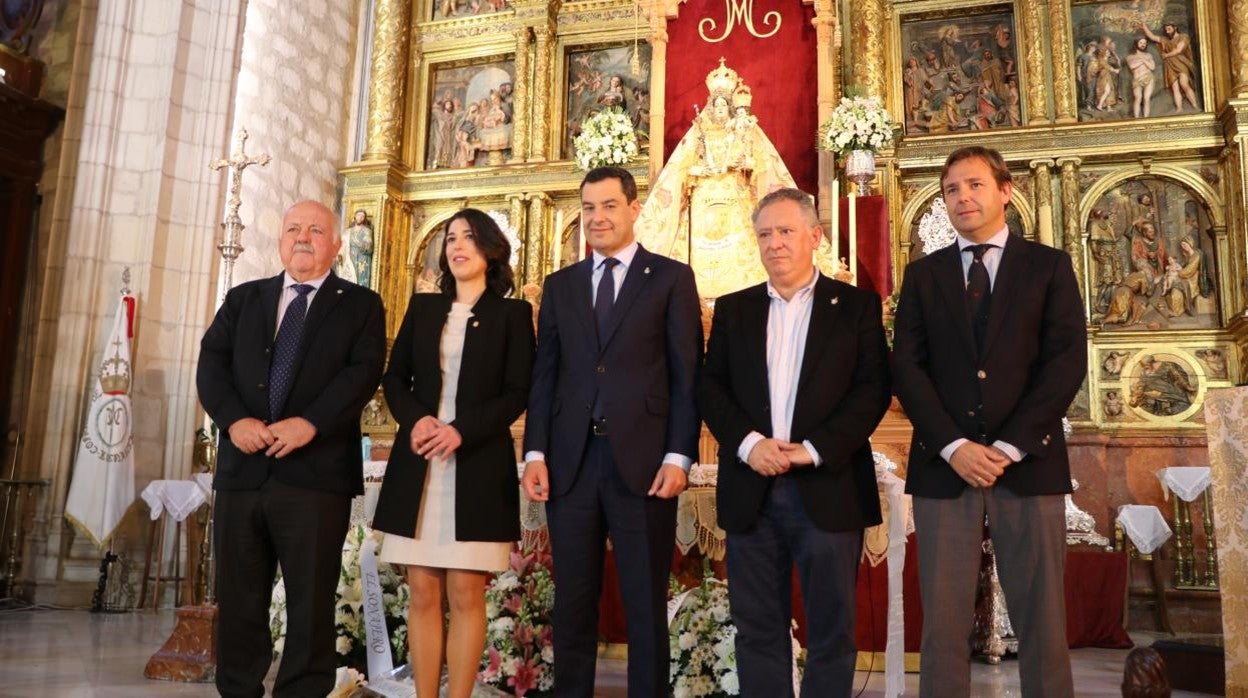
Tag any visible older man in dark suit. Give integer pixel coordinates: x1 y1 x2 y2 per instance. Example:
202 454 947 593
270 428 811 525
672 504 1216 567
893 146 1086 698
522 166 702 697
700 188 891 696
198 200 386 697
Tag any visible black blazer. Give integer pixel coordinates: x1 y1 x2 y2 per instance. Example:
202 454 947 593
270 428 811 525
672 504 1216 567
197 272 386 496
372 292 534 542
523 245 703 497
892 237 1088 498
699 275 890 533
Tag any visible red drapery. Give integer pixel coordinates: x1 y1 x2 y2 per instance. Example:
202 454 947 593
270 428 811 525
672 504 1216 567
663 0 818 194
837 195 893 297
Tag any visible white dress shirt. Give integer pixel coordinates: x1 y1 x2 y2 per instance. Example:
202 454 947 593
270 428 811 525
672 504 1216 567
524 240 692 472
274 270 330 339
940 227 1025 464
736 270 823 467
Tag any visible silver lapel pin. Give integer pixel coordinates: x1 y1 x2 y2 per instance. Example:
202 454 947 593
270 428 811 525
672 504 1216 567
644 266 651 274
336 289 344 294
831 297 839 305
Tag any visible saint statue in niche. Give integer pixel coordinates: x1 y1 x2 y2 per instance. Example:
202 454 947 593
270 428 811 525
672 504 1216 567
338 209 374 290
634 58 797 299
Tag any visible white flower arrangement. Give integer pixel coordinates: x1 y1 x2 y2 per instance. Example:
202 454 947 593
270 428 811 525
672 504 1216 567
818 95 898 155
573 107 639 171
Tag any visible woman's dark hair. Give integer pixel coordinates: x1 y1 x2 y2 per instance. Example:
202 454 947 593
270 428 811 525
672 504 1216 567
437 208 515 297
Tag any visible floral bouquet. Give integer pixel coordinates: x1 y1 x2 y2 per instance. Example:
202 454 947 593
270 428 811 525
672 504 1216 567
478 549 556 696
668 564 740 697
573 107 639 171
818 95 898 155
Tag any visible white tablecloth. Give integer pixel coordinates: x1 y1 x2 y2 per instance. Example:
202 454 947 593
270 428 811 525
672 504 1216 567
140 479 208 522
1116 504 1173 554
1156 466 1213 502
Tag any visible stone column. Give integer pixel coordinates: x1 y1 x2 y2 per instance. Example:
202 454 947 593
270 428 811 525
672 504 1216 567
812 0 838 228
1049 0 1078 123
1029 159 1056 247
526 193 551 284
528 25 555 162
849 0 888 99
1019 0 1049 124
1230 0 1248 97
362 0 410 162
1057 157 1086 297
510 27 531 162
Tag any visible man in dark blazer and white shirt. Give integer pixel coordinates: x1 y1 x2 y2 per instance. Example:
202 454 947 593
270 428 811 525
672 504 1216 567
699 188 891 696
521 166 702 697
198 200 386 697
892 147 1087 698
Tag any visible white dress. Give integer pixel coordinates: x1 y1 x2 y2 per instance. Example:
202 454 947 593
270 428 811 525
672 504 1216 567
380 302 511 572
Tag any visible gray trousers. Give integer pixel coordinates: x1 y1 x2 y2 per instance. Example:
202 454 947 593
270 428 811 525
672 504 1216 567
913 486 1074 698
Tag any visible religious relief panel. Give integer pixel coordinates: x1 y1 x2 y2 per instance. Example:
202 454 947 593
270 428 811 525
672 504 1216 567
1093 345 1236 425
561 43 652 160
1071 0 1203 122
899 7 1022 136
425 58 516 169
430 0 509 21
1087 176 1218 331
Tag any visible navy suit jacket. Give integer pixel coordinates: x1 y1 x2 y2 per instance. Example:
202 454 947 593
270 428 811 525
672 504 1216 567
523 244 703 497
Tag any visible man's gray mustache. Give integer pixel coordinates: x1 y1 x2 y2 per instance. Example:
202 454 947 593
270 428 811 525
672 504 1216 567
291 243 315 253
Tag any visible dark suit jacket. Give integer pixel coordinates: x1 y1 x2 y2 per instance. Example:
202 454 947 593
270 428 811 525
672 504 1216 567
892 237 1087 498
523 244 702 497
699 275 890 533
198 272 386 497
372 292 534 542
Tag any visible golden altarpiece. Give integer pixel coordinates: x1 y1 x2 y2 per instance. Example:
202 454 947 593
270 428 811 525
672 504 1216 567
341 0 1248 649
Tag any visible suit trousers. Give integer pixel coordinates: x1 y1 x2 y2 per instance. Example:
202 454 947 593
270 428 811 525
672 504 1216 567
214 478 351 698
913 485 1073 698
726 475 863 697
546 434 678 698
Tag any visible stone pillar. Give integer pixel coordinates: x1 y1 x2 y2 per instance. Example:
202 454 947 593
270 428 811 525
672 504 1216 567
526 193 550 284
511 27 531 162
528 25 555 162
812 0 838 228
849 0 888 100
1019 0 1049 124
1049 0 1078 123
1230 0 1248 98
1057 157 1086 297
362 0 410 162
1029 159 1056 247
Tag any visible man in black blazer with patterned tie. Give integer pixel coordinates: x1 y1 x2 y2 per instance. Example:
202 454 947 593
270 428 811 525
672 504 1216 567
522 166 702 697
892 147 1086 698
700 188 890 696
198 200 386 698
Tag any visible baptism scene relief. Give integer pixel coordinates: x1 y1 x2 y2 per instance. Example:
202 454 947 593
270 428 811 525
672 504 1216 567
1087 176 1218 331
562 44 652 159
425 59 516 169
1072 0 1203 122
900 8 1022 135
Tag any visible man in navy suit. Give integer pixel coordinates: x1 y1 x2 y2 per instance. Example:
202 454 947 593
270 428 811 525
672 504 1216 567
700 188 890 695
198 200 386 697
522 166 702 697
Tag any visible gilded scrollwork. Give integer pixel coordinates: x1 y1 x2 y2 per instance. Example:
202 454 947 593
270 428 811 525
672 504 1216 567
511 27 531 162
364 0 410 161
1019 0 1048 125
1029 159 1055 247
850 0 887 99
1048 0 1077 123
1058 157 1086 296
529 27 554 162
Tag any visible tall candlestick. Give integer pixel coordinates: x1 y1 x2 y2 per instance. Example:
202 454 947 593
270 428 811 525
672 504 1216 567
552 209 563 272
848 191 858 285
830 178 840 267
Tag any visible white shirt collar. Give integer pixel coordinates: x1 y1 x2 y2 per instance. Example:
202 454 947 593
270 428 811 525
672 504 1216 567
592 240 639 270
766 268 820 302
283 270 331 290
956 226 1010 252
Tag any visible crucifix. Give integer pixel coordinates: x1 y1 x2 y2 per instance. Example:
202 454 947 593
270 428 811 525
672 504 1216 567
210 127 271 303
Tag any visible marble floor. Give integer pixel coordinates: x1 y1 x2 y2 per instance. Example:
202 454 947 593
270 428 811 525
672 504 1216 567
0 606 1220 697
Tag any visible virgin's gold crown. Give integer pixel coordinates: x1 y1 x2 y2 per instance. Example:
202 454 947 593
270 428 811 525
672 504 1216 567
705 57 740 98
732 84 753 109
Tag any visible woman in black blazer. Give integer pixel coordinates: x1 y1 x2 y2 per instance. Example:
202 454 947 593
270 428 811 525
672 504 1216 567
372 208 534 698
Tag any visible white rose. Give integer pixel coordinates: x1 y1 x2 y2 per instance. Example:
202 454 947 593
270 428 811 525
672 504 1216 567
720 671 740 694
335 636 352 655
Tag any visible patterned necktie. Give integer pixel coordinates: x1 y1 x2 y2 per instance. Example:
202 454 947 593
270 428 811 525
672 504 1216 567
965 244 995 351
595 257 621 344
269 283 314 421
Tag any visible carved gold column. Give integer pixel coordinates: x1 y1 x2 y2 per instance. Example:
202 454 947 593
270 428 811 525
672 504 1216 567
1230 0 1248 97
813 0 839 227
1057 157 1086 297
529 24 555 162
511 27 532 163
1019 0 1049 125
849 0 887 99
647 4 669 182
362 0 410 162
1049 0 1078 123
508 194 529 283
1029 159 1056 247
526 193 551 284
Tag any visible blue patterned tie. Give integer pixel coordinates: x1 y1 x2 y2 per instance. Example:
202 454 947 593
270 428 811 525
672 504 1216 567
269 284 314 421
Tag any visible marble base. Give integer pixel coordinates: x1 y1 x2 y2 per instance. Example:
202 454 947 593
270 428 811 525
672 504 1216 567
143 604 217 683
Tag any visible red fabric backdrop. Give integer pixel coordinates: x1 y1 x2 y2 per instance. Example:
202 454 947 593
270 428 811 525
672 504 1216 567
838 196 893 297
663 0 819 194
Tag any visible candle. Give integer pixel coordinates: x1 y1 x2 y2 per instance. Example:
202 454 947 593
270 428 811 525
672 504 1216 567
578 213 586 261
552 209 564 271
830 178 840 269
848 190 858 285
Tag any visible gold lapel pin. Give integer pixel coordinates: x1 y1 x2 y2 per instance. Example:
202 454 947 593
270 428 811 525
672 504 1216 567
831 297 839 305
